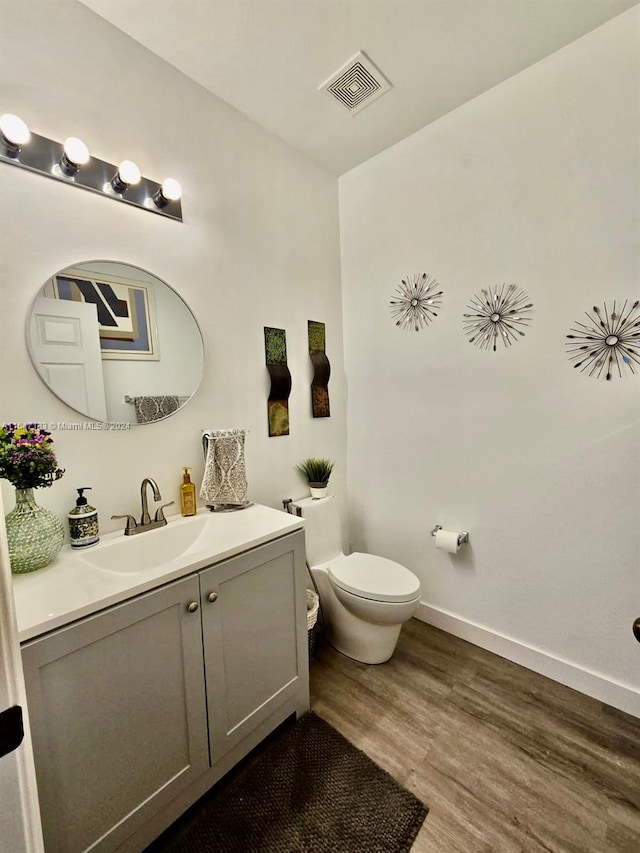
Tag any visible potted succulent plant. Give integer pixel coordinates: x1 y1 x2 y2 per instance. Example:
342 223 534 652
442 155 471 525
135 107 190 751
296 457 334 499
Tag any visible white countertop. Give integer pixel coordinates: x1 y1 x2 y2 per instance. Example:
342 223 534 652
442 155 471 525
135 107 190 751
13 504 304 643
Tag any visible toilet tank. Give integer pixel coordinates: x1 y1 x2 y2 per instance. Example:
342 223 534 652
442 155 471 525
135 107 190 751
292 496 343 567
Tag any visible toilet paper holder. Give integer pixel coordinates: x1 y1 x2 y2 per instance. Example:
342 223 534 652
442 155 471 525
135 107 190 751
430 525 469 547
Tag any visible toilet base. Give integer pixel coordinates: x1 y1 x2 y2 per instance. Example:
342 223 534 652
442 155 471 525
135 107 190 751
326 622 403 665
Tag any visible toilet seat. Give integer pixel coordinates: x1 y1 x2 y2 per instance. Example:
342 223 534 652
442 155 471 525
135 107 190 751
328 553 420 604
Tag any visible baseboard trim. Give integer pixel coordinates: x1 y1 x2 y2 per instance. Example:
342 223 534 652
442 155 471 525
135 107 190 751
415 602 640 718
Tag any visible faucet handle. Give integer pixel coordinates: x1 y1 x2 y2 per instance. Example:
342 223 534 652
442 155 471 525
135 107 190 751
154 501 175 523
111 514 137 535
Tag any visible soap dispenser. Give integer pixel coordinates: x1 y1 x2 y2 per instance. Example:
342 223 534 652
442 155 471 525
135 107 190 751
68 487 100 548
180 467 197 517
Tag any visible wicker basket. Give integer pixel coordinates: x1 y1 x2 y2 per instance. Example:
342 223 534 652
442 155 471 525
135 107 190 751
306 589 320 660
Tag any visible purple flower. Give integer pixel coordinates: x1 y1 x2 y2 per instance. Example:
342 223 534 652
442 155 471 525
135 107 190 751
0 423 65 489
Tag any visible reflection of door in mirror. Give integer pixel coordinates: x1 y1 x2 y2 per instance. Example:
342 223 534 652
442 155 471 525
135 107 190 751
29 297 107 421
27 261 204 425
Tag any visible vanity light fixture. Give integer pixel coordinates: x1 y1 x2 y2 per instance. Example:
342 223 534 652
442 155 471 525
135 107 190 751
152 178 182 208
0 113 31 156
110 159 141 194
0 112 183 221
57 136 90 177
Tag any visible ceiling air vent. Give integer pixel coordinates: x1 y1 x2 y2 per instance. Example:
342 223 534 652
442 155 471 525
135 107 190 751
319 51 391 115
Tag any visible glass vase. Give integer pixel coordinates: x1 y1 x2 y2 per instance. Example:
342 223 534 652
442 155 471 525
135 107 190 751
5 487 64 574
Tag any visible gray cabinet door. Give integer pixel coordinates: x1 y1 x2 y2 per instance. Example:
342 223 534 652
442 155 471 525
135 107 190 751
21 574 208 853
200 532 308 765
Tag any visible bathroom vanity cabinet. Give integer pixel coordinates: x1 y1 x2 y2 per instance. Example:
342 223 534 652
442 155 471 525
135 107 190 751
19 528 309 853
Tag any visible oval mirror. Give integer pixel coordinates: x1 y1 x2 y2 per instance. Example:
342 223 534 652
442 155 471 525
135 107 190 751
27 260 204 425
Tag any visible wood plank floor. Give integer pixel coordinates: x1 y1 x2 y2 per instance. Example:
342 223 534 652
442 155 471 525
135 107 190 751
309 618 640 853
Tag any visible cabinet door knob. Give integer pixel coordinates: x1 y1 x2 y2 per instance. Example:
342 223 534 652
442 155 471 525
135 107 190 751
187 601 199 613
207 592 218 603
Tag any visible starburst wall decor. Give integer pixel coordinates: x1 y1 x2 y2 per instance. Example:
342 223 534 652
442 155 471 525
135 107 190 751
390 273 443 332
566 300 640 381
463 284 533 351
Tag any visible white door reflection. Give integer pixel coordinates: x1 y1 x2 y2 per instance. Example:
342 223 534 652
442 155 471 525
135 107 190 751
30 298 107 422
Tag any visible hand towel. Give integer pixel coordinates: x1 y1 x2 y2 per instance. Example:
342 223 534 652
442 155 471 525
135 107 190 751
133 395 180 424
201 428 249 508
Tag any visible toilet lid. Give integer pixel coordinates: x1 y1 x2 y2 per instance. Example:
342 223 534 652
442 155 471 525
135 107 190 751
328 553 421 603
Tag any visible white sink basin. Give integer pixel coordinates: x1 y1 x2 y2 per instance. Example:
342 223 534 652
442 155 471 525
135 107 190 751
13 503 306 642
79 514 210 573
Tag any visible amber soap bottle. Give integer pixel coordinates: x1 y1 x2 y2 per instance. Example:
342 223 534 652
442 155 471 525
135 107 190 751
180 467 197 516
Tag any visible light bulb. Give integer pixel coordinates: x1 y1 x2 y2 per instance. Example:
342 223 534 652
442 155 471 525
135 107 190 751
111 159 141 193
118 160 141 185
63 137 89 166
58 136 90 176
153 177 182 208
0 113 31 154
161 178 181 201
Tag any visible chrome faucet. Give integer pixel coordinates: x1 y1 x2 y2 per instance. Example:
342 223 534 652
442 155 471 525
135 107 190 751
140 477 161 525
112 478 174 535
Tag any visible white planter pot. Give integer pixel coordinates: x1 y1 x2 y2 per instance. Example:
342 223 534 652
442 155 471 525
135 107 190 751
309 483 328 499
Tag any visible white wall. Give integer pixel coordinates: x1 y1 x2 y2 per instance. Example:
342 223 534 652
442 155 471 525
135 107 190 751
340 8 640 714
0 1 346 534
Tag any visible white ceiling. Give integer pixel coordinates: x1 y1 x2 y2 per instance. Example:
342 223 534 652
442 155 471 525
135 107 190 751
79 0 637 175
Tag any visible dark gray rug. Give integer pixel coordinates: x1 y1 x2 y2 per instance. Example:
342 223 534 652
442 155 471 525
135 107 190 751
148 711 428 852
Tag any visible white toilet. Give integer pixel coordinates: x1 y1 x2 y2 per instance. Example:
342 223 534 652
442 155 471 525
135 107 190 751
293 495 421 664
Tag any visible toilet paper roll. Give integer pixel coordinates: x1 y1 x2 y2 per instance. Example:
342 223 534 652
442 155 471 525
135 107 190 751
434 529 460 554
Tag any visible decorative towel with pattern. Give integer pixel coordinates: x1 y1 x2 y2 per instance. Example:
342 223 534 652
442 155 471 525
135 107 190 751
133 395 181 424
201 429 249 509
